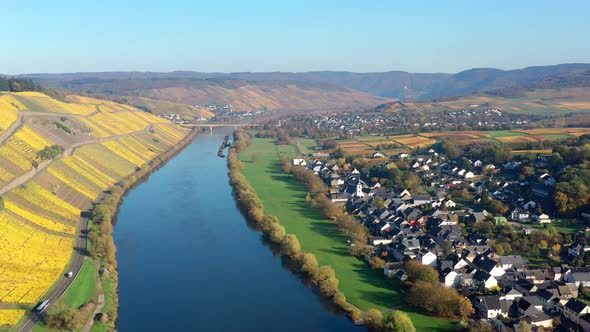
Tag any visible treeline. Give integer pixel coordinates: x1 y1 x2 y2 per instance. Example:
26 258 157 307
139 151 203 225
0 77 65 100
255 127 292 145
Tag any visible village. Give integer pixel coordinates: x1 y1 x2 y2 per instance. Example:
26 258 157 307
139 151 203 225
284 107 545 137
292 146 590 331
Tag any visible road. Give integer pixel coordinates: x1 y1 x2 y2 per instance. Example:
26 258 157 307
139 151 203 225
17 211 89 332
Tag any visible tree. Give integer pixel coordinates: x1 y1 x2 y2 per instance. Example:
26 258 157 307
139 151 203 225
281 234 302 258
404 260 439 283
362 309 383 330
374 197 385 209
459 296 475 320
300 253 319 276
318 276 339 296
44 302 83 330
383 310 415 332
369 256 385 270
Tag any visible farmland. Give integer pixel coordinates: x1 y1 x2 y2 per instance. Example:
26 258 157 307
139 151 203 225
338 128 590 156
0 91 191 327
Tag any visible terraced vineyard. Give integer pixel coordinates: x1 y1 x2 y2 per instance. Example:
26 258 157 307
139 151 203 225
0 91 191 327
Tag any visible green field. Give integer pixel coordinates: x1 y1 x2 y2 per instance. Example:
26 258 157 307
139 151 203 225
238 138 454 330
485 130 525 137
63 260 97 309
530 219 580 234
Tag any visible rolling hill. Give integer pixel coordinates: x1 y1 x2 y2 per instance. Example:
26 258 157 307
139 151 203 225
20 63 590 101
371 70 590 120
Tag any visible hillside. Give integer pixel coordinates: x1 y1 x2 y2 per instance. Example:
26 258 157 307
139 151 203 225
373 71 590 118
0 91 191 327
25 77 392 114
20 63 590 100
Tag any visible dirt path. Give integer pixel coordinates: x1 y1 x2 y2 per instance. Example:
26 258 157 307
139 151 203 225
0 112 23 145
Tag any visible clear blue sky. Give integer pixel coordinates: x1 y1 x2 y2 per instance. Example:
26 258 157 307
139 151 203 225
2 0 589 74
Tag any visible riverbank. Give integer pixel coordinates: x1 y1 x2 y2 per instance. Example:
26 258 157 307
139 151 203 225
229 133 456 331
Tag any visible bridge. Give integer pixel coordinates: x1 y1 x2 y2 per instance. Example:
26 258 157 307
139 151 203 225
189 123 260 135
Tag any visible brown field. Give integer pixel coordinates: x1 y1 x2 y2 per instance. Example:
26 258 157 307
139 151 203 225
392 135 437 148
338 127 590 156
513 127 590 135
511 149 553 155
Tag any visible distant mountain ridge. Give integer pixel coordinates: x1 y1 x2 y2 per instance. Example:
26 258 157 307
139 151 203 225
17 63 590 101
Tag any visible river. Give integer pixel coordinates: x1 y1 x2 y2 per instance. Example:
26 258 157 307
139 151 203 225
114 128 362 331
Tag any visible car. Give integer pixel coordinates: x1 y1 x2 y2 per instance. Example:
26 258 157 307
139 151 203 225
66 271 73 278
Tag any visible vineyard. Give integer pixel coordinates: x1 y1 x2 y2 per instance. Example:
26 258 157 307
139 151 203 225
0 91 191 326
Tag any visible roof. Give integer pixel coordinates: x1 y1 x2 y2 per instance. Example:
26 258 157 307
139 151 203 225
482 295 501 310
477 258 499 273
565 298 589 314
536 289 555 301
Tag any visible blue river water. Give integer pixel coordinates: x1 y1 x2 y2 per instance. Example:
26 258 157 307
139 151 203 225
114 128 362 331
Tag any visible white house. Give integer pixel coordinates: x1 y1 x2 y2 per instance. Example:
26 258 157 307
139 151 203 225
475 271 498 289
373 152 385 159
478 296 502 319
416 251 437 267
464 171 475 179
564 299 590 325
474 160 483 168
510 208 530 222
292 158 307 166
444 199 456 209
443 270 461 287
534 213 552 224
566 272 590 287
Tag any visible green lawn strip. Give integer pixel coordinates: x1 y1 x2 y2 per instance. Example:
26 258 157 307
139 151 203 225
101 276 115 315
541 133 572 140
89 323 109 332
404 309 456 331
530 219 580 234
294 138 318 154
63 260 97 309
485 130 525 137
238 138 455 329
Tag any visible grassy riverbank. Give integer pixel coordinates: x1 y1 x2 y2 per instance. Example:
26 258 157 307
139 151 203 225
237 138 455 331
